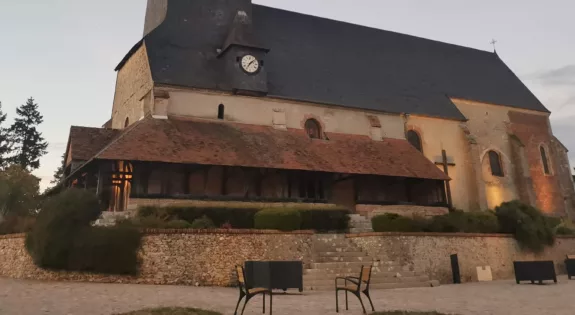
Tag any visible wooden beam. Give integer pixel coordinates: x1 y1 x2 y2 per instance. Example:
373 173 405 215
442 150 453 210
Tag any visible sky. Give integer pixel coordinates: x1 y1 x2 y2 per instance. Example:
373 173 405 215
0 0 573 190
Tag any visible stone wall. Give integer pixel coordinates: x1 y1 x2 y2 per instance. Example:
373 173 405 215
348 233 575 284
111 44 153 129
356 204 449 218
0 231 313 286
508 111 566 216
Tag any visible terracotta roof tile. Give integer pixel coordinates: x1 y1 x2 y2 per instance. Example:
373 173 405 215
68 126 121 161
94 117 448 181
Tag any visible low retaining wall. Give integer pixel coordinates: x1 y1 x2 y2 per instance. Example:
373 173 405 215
2 231 574 286
348 232 575 284
0 230 313 286
356 204 449 217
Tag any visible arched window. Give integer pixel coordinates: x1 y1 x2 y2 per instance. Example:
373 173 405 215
406 130 423 153
540 145 551 175
488 150 504 177
305 119 322 139
124 117 129 128
217 104 225 120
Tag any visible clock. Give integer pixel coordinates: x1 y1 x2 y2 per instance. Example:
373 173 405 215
240 54 260 74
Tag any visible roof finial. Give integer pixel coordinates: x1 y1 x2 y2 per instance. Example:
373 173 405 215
490 39 498 53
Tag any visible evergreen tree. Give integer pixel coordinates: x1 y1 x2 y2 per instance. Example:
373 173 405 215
0 102 12 169
51 153 65 185
9 97 48 170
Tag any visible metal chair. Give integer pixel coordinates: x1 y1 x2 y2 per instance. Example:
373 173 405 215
234 265 273 315
335 265 375 314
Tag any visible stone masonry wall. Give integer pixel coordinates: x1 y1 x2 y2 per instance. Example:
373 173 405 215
111 44 153 129
0 231 313 287
349 233 575 284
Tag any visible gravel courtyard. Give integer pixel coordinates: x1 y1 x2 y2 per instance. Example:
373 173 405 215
0 276 573 315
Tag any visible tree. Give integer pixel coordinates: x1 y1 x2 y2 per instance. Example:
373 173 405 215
0 165 40 218
51 153 66 185
9 97 48 170
0 102 12 169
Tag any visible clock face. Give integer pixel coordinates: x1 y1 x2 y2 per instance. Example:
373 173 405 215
240 55 260 74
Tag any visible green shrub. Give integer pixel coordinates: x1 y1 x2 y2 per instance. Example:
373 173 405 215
164 220 193 229
427 211 500 233
254 209 302 231
556 225 575 235
495 200 555 252
67 226 141 275
137 206 259 229
371 213 427 232
190 216 215 229
299 207 350 232
26 189 141 274
137 205 350 231
0 215 35 235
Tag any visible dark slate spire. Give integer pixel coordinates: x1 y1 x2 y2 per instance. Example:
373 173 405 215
220 10 269 55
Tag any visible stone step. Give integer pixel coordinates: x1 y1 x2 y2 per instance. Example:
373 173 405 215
304 280 433 291
304 268 412 276
317 251 369 257
304 275 430 287
315 256 374 263
310 262 378 269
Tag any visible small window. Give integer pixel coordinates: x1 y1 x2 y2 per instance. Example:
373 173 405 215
540 145 551 175
124 117 129 128
305 119 322 139
488 150 504 177
218 104 225 120
407 130 423 153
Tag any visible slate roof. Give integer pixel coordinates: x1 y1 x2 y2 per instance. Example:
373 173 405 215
67 126 121 161
93 117 449 181
118 1 548 120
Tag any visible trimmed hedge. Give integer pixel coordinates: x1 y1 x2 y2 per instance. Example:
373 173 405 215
26 189 141 275
190 216 215 229
428 211 500 233
254 209 302 231
137 205 350 231
372 213 427 232
138 206 259 229
371 201 560 253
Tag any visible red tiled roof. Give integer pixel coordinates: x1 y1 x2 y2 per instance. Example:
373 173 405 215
68 126 121 161
92 117 449 180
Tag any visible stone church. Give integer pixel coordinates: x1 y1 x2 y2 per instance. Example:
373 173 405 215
63 0 575 218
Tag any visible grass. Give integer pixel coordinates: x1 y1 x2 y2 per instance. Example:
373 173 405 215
114 307 221 315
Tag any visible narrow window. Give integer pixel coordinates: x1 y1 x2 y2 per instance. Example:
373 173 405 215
488 150 504 177
218 104 225 120
407 130 423 153
124 117 130 128
305 119 321 139
540 145 551 175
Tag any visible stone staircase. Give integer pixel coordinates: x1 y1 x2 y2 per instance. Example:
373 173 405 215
348 214 373 233
303 234 436 291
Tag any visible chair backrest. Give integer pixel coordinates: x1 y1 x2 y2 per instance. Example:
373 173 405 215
359 265 373 290
236 265 247 292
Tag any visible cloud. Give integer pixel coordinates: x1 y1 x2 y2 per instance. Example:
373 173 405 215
525 65 575 86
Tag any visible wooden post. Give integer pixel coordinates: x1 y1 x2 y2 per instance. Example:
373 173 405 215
442 150 453 210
